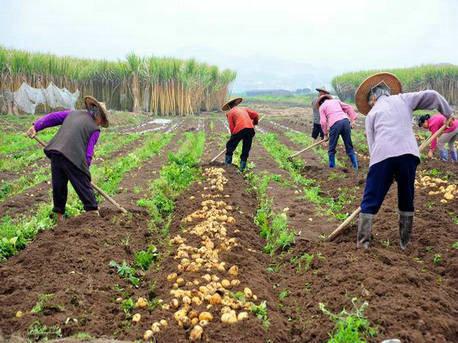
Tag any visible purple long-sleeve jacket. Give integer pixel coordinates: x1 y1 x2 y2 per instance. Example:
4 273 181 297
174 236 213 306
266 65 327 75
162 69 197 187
34 110 100 166
365 90 454 167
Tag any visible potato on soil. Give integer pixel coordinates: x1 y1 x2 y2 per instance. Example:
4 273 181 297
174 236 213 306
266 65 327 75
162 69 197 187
143 330 153 341
190 325 204 341
132 313 141 323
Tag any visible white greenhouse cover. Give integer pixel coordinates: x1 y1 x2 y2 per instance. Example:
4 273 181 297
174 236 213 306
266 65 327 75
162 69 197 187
13 82 80 114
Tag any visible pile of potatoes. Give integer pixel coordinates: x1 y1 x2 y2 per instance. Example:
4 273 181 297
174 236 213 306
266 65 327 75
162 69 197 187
143 167 261 341
415 175 457 203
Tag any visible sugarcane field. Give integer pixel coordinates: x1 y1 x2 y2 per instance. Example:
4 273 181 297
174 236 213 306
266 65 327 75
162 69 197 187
0 1 457 343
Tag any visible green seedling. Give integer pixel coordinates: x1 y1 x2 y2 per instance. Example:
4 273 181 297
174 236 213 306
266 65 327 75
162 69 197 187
27 321 62 342
319 297 377 343
121 297 135 316
31 293 63 314
72 332 93 341
134 245 159 271
250 301 270 329
432 254 443 265
452 241 458 250
279 289 289 301
381 239 390 248
109 260 140 286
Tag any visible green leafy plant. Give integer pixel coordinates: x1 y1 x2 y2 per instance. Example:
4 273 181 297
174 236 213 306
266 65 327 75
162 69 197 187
319 298 377 343
279 289 289 301
432 254 443 265
291 252 324 273
250 301 270 329
120 297 135 316
452 241 458 250
134 245 159 271
31 293 63 314
27 321 62 342
109 260 140 286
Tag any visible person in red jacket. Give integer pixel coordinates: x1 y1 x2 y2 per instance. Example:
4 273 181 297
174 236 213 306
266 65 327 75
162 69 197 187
222 97 259 172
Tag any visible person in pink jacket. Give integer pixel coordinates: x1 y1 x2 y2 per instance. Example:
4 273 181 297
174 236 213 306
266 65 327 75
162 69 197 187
317 95 358 169
418 113 458 161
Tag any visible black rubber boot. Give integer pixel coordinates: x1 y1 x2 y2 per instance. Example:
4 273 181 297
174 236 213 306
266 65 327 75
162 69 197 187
239 160 247 172
399 211 414 250
357 213 374 249
224 154 232 165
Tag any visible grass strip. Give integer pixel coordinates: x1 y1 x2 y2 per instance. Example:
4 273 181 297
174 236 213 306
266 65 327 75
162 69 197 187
258 133 354 221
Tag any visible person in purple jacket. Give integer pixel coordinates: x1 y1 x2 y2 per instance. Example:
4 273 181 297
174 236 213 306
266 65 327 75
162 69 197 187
26 96 109 222
354 73 454 250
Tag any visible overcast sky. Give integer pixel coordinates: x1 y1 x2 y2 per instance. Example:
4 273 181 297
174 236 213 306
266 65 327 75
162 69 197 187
1 0 457 89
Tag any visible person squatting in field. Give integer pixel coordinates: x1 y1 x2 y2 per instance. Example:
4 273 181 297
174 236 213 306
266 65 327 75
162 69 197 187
222 97 259 172
417 113 458 162
354 72 454 250
26 96 109 222
317 94 359 170
310 87 329 141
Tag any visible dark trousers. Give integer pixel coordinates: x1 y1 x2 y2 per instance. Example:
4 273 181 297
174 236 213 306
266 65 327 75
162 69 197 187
361 154 420 214
226 128 255 162
50 152 98 214
311 123 324 140
328 118 354 158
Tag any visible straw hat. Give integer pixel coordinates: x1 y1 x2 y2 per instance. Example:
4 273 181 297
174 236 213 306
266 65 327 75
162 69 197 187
222 97 243 111
354 72 402 115
316 94 333 109
84 96 109 128
315 87 330 94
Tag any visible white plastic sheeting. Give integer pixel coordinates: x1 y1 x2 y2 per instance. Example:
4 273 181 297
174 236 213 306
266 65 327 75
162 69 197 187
13 82 80 114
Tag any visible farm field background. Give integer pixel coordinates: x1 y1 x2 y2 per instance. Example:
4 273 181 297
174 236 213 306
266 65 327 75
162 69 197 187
0 99 457 342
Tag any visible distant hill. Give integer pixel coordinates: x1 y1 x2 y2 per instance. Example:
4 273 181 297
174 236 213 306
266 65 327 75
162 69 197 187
170 47 335 93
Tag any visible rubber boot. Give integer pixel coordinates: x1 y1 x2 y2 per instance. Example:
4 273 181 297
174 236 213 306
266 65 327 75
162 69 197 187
239 160 247 172
399 211 414 250
329 154 336 168
450 150 457 162
224 154 232 165
349 153 359 170
357 213 374 249
56 213 65 224
439 149 448 161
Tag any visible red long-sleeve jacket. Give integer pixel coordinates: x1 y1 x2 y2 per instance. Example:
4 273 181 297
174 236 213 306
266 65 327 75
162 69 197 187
226 107 259 134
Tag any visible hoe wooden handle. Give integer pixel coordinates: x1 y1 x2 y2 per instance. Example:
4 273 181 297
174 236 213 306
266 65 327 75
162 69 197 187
327 124 447 241
33 136 128 214
289 138 328 159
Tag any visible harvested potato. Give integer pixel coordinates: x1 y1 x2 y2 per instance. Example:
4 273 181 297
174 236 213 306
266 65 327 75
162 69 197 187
210 293 222 305
199 311 213 321
132 313 141 323
221 310 238 324
143 330 154 341
238 311 249 321
190 325 204 341
228 265 239 276
135 297 148 309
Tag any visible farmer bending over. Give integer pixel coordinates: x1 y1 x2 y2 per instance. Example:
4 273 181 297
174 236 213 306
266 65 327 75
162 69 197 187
222 97 259 172
310 88 329 141
26 96 109 222
354 73 454 250
317 94 358 170
417 113 457 162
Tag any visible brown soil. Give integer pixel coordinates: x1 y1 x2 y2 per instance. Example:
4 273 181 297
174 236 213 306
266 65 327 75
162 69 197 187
1 110 457 342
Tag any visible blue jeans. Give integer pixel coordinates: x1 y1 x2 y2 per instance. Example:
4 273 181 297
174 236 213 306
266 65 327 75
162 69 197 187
328 119 355 166
361 154 420 214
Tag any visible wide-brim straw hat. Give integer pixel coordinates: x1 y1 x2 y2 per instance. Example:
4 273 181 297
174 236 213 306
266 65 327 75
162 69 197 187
315 87 330 94
84 95 110 128
354 72 402 115
222 97 243 111
316 94 333 108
